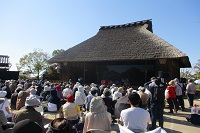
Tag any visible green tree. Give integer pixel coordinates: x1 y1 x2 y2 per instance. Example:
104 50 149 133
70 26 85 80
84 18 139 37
52 49 65 56
16 49 50 80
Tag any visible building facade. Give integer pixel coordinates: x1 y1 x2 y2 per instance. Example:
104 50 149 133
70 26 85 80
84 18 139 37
49 19 191 86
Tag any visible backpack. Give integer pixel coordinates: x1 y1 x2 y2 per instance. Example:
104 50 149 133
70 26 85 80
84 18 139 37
152 85 165 102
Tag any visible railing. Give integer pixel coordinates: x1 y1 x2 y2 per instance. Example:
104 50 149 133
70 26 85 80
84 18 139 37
0 55 10 70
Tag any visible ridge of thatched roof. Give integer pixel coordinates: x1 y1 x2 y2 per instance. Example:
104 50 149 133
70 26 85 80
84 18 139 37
48 19 190 67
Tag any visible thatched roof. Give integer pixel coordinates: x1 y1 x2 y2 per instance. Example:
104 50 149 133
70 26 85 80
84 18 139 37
48 19 191 67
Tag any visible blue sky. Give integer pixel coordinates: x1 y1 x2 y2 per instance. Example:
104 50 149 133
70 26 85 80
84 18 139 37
0 0 199 71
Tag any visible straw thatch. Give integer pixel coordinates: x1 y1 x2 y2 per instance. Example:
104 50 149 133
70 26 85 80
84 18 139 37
48 19 190 67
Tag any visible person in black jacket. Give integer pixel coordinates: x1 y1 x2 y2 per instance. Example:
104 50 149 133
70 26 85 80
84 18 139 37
2 81 11 99
48 89 61 111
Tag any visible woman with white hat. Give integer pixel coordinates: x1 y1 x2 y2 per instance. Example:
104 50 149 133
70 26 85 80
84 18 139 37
83 96 112 133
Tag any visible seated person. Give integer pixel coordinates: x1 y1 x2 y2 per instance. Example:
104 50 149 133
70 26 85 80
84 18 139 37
59 94 81 126
16 91 30 110
0 110 9 133
11 87 22 110
12 119 43 133
46 118 74 133
0 91 13 120
13 96 44 128
119 92 151 132
83 96 112 133
85 87 97 111
48 89 61 112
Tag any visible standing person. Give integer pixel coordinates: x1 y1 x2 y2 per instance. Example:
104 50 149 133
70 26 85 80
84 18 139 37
36 83 43 96
23 79 30 90
119 92 150 132
186 79 196 108
75 85 86 109
148 78 166 130
166 80 179 113
2 81 11 99
10 80 17 93
174 78 185 111
138 87 149 110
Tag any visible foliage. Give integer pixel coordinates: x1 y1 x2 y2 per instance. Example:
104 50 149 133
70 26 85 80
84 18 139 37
42 64 60 80
193 59 200 78
16 49 50 80
52 49 65 57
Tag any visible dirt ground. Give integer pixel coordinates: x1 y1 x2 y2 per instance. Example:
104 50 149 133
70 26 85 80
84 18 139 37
34 97 200 133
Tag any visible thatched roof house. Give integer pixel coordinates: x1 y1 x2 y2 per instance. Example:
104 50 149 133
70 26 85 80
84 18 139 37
49 19 191 85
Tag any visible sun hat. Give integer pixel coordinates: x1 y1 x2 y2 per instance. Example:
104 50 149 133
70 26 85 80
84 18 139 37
17 83 23 88
0 91 7 98
66 94 75 103
25 96 40 107
90 96 105 113
13 119 43 133
30 88 36 95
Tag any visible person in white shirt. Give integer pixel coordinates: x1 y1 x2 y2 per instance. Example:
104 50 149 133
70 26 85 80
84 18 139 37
174 78 185 111
62 84 73 98
0 91 12 119
113 87 123 101
119 92 151 132
186 79 196 108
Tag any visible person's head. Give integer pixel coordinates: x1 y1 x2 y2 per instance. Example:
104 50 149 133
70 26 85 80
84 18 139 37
154 78 161 85
90 88 97 95
66 94 75 103
174 78 179 83
118 87 123 93
138 86 145 92
50 89 57 97
13 119 43 133
50 118 72 133
25 96 40 108
30 88 36 95
127 87 134 94
188 79 193 83
128 92 141 106
103 88 111 97
16 87 22 93
168 80 175 86
151 77 156 82
90 96 105 113
5 81 9 86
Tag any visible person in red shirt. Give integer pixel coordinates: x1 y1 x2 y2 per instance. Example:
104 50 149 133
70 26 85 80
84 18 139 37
166 80 179 113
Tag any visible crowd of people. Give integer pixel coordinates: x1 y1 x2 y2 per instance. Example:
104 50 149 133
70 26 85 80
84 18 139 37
0 77 198 133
